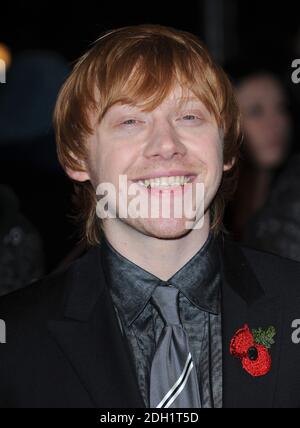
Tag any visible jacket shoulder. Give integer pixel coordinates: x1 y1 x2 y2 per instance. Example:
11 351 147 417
240 242 300 298
0 244 103 324
0 265 70 323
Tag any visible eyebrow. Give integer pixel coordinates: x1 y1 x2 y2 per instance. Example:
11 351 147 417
102 96 203 121
116 97 202 109
172 96 202 104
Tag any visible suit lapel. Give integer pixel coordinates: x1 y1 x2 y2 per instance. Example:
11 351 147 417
47 236 282 408
47 245 145 408
219 238 282 408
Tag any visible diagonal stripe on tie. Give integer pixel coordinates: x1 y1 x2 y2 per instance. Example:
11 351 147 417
156 353 194 408
150 286 201 408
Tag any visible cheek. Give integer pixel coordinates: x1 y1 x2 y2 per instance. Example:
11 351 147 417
210 144 224 188
86 143 112 186
192 132 224 192
244 127 264 151
196 132 223 171
97 145 135 185
244 117 258 134
280 116 291 137
208 138 224 190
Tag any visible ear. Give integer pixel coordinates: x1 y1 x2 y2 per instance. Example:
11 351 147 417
64 151 91 182
223 157 236 172
65 166 90 182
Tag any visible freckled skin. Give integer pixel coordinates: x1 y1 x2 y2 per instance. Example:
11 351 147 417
85 85 226 239
66 84 232 280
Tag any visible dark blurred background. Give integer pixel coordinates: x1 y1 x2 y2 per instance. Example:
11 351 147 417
1 1 299 68
1 0 300 295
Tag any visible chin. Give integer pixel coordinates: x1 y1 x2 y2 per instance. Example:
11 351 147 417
133 217 197 240
260 156 284 169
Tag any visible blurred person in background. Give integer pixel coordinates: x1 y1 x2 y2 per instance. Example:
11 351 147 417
239 32 300 261
0 184 44 296
0 50 77 273
244 152 300 262
225 67 293 240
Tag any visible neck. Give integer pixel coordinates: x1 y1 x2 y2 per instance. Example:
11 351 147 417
102 213 211 281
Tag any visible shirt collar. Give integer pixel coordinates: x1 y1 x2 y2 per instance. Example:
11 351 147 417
101 232 221 327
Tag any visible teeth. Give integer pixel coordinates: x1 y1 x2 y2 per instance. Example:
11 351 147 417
161 177 168 186
138 176 192 188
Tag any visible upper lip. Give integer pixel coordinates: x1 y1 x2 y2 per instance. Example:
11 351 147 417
131 170 197 181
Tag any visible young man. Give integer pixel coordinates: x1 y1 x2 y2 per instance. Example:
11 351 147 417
1 24 300 408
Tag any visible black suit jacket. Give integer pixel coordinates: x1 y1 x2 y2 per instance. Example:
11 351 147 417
1 236 300 408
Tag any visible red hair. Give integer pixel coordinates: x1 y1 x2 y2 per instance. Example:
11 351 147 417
54 24 242 245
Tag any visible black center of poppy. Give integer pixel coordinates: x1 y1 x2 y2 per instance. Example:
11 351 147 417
248 346 258 361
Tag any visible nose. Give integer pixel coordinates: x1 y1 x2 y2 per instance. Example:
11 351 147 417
143 121 187 160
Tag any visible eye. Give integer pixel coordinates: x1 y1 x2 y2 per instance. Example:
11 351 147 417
121 119 139 126
246 104 263 118
177 113 203 123
182 115 199 120
116 115 147 130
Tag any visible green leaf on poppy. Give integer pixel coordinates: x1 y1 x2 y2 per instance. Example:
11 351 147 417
252 326 276 349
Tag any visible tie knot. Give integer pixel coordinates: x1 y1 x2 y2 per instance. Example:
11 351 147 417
151 285 181 326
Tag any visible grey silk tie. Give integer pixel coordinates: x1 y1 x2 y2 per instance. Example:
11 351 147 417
149 285 202 408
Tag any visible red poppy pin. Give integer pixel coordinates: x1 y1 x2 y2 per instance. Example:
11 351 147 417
230 324 276 377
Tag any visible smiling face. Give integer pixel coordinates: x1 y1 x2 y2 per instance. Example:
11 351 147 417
55 25 241 245
73 84 228 240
